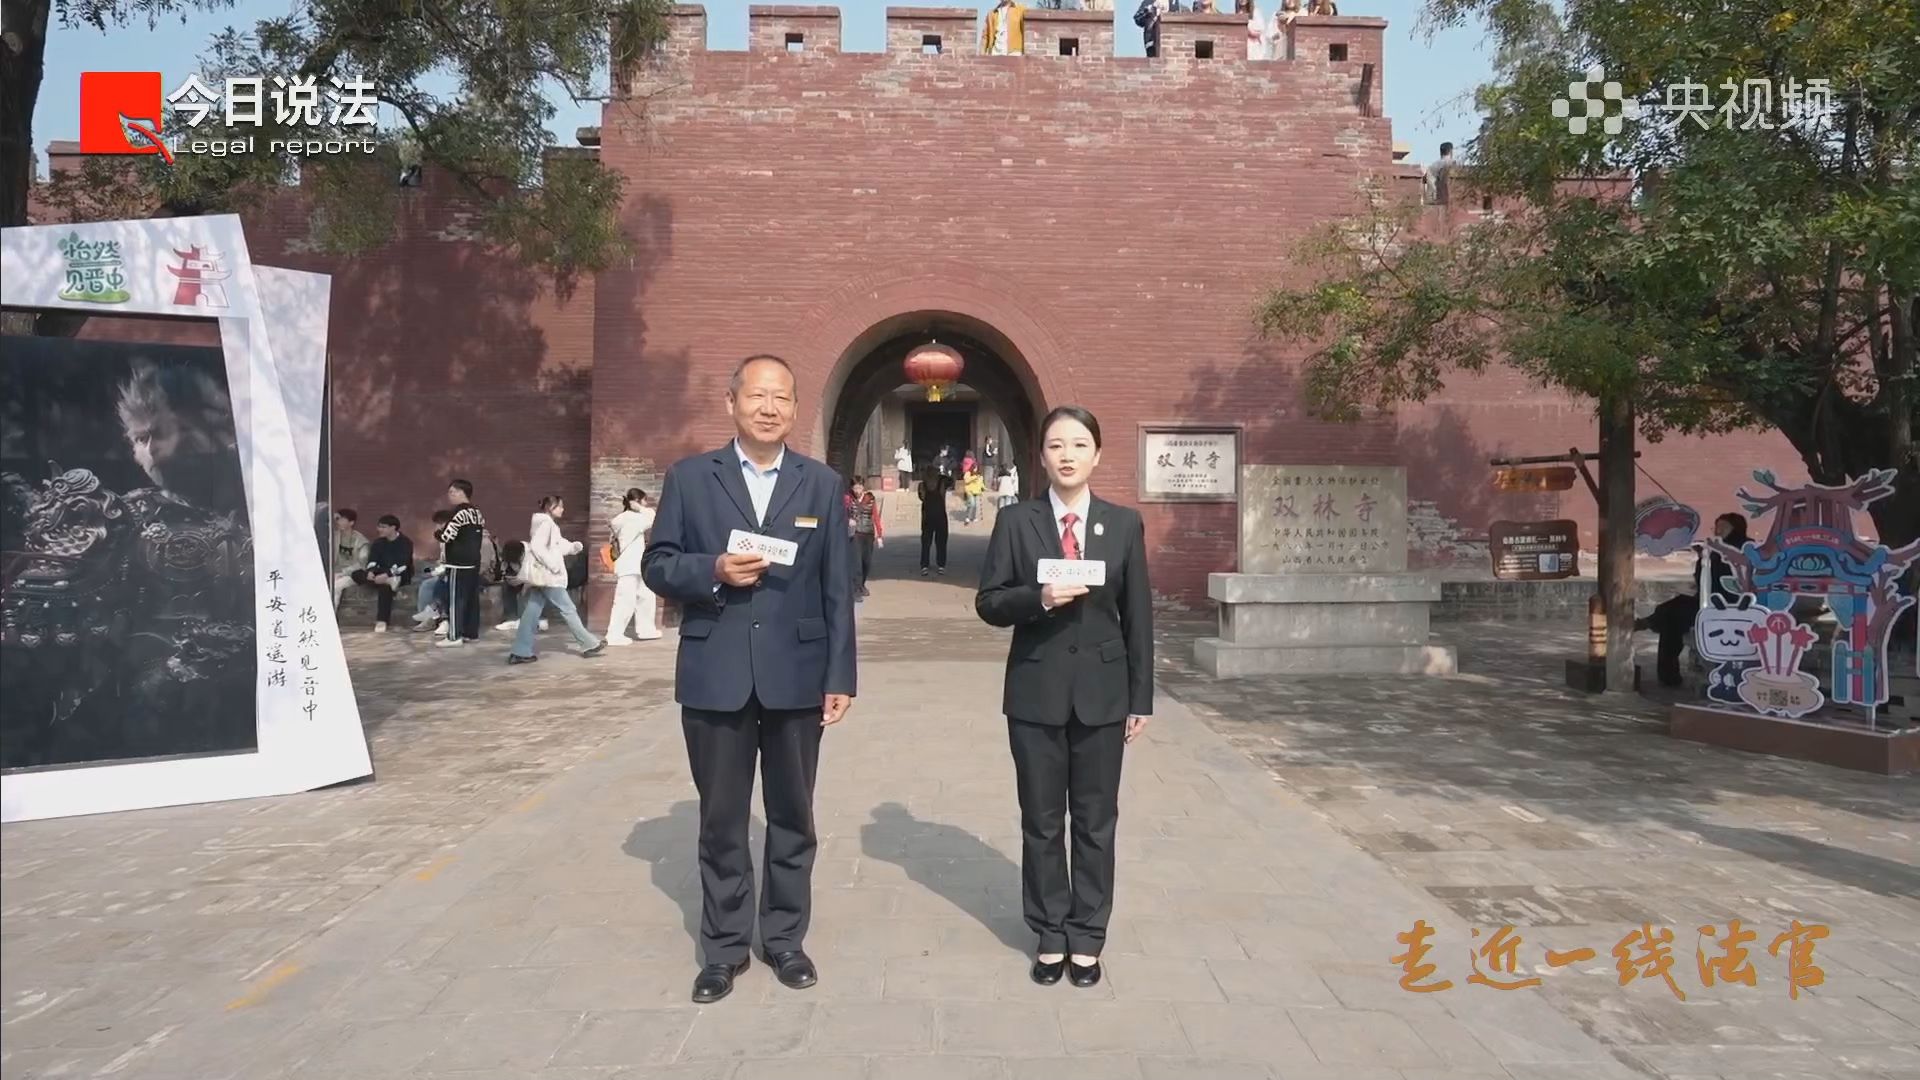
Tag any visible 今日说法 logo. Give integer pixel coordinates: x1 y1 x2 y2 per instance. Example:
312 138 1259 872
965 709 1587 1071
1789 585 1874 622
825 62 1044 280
78 70 382 163
78 71 176 164
1551 64 1644 135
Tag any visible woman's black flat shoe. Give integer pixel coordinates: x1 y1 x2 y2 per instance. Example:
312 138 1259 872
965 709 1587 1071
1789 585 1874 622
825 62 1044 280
1068 960 1102 988
1031 957 1066 985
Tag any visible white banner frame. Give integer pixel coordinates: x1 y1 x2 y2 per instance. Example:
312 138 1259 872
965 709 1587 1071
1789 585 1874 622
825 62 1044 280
1 213 370 821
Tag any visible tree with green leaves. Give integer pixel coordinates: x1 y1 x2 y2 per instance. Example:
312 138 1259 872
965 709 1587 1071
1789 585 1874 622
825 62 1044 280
1 0 668 280
1259 0 1919 554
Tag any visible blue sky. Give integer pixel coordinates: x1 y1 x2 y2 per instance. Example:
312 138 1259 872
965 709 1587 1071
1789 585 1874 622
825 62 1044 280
37 0 1490 167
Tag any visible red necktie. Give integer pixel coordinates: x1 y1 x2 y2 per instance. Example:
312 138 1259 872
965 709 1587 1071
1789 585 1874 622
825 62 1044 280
1060 513 1081 560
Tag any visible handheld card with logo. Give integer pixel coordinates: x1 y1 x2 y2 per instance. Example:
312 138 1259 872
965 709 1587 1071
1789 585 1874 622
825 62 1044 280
728 529 799 566
1037 559 1106 587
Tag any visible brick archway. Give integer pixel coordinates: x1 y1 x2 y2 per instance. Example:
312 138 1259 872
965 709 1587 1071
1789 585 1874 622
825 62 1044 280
824 321 1045 494
797 267 1078 475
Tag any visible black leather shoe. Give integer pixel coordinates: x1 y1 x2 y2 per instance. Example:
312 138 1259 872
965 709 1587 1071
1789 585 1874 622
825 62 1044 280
1068 959 1103 988
761 948 818 990
691 958 749 1004
1031 957 1066 985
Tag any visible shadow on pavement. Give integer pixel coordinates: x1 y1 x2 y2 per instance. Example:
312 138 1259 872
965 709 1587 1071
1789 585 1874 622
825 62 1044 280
861 801 1028 953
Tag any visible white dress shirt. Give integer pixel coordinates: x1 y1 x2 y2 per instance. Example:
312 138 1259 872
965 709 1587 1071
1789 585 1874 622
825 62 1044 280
735 439 785 526
1048 487 1091 555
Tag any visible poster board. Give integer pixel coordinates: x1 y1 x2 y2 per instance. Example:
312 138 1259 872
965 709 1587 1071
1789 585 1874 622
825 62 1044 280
1 214 370 821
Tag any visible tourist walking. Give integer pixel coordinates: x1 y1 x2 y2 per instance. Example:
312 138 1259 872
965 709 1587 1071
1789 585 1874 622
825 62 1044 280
847 477 884 600
642 354 857 1005
605 488 662 644
506 496 606 665
963 466 986 525
975 405 1154 989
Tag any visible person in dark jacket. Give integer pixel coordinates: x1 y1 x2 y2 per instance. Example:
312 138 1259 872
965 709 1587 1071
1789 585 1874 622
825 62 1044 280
435 479 487 646
350 514 414 631
1134 0 1181 57
919 467 953 577
1637 512 1749 687
975 405 1154 990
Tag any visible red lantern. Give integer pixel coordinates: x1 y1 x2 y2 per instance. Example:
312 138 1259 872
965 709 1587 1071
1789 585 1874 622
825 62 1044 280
904 343 964 402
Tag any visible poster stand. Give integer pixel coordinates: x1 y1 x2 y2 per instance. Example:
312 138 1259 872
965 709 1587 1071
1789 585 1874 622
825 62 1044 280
1 214 370 821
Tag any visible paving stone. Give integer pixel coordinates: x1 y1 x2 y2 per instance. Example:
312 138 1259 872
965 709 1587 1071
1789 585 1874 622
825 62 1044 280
1057 1003 1192 1056
1103 957 1227 1003
1171 1003 1314 1066
935 1001 1065 1055
863 1055 1007 1080
1137 1058 1274 1079
423 967 561 1014
18 607 1906 1080
547 1008 696 1068
677 1004 816 1060
427 1009 583 1071
733 1057 865 1080
1006 1056 1145 1080
1287 1008 1439 1069
806 1002 935 1054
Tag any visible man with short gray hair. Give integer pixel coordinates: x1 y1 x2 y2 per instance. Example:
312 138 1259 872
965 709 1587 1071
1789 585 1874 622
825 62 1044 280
643 354 858 1005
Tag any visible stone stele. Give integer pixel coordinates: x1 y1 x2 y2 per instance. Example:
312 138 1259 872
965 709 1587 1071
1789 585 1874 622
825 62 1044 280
1197 464 1456 678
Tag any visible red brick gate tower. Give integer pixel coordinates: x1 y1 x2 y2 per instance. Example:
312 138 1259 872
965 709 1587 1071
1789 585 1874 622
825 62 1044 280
587 4 1407 608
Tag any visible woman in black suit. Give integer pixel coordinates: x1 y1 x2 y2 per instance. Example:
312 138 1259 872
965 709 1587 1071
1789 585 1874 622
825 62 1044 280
974 405 1154 988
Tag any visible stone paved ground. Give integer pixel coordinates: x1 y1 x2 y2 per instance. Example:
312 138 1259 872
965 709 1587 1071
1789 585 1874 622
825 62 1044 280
2 522 1915 1080
1158 625 1920 1080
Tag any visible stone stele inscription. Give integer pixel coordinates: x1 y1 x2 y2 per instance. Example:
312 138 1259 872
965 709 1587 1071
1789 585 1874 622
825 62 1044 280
1240 465 1408 574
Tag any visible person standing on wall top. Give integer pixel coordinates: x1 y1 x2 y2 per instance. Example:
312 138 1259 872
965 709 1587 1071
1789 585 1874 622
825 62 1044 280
983 0 1026 54
642 354 858 1005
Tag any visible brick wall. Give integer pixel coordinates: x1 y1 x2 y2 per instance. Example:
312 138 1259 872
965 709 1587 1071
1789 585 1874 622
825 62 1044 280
270 181 595 551
30 5 1808 610
595 5 1406 605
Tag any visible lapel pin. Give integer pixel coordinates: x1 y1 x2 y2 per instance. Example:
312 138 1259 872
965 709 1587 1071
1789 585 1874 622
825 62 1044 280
1093 522 1105 536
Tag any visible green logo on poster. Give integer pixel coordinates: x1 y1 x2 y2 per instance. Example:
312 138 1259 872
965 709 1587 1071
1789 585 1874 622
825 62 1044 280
57 232 130 304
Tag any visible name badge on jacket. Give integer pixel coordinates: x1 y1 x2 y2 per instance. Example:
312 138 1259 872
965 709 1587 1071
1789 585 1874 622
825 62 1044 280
794 516 819 529
729 529 799 566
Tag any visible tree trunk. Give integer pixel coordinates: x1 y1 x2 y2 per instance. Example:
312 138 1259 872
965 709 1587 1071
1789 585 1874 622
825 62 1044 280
1598 392 1637 692
0 0 49 228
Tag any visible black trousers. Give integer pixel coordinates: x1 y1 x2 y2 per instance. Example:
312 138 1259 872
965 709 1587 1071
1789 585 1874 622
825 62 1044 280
1649 594 1699 687
448 566 482 641
349 570 404 624
1008 714 1126 956
920 515 949 569
852 532 876 593
683 695 824 965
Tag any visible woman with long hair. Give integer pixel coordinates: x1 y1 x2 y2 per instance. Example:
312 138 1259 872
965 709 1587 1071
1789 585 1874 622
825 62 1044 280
1637 511 1749 687
507 496 606 665
605 488 661 643
975 405 1154 988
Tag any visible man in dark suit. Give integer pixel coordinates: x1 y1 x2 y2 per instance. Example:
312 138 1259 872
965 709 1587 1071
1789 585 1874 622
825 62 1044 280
975 404 1153 987
642 354 857 1004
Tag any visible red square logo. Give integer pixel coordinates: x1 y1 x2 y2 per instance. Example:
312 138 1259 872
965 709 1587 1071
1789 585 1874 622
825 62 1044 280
79 72 169 158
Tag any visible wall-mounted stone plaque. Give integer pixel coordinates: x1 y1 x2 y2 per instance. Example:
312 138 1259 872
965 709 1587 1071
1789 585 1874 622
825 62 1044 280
1239 465 1408 574
1139 426 1239 502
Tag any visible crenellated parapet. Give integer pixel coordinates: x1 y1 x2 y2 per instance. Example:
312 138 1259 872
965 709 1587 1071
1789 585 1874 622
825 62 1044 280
629 5 1386 123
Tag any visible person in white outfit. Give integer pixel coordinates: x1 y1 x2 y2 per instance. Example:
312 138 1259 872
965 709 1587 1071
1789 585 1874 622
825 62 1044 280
506 496 605 665
605 487 662 644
